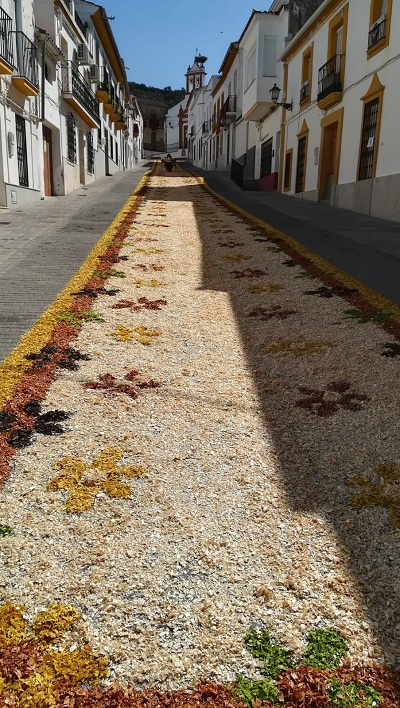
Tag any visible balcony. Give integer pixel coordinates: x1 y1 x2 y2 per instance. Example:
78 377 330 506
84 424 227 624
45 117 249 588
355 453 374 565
219 95 237 128
61 61 100 128
368 16 386 48
75 11 87 37
11 32 39 96
317 54 342 110
299 81 310 104
96 82 110 103
0 8 15 75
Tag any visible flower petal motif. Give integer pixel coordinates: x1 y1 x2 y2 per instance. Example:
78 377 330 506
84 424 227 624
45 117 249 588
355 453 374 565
48 458 88 491
47 448 146 514
349 463 400 528
92 447 123 473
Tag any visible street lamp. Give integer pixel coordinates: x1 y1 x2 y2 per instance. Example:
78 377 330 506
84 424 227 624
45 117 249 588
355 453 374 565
269 83 293 111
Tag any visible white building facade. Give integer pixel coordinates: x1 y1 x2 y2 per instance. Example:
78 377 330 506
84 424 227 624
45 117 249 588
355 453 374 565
280 0 400 220
34 0 138 198
0 0 141 208
187 8 290 191
0 0 41 207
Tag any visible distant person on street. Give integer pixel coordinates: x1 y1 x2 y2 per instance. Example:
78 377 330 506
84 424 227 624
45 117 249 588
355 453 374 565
163 154 175 172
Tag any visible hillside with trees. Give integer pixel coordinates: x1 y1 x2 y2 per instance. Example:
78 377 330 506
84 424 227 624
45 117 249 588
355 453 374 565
128 82 186 110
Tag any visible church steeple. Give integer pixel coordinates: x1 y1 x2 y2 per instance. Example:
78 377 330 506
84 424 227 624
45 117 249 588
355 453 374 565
185 54 207 95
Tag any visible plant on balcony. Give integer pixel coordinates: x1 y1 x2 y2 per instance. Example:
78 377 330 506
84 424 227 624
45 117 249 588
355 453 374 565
96 82 110 104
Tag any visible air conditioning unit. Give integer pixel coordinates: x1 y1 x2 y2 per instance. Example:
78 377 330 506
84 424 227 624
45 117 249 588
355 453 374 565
77 43 89 64
89 63 100 82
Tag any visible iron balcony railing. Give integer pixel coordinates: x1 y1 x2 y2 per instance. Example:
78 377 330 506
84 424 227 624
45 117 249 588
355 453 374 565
12 32 38 88
0 7 15 68
300 81 310 102
368 16 386 48
75 11 87 37
220 95 237 127
317 54 342 102
61 61 99 124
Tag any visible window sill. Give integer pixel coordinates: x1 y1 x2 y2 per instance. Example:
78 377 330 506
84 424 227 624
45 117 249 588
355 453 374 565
366 36 389 60
299 96 310 109
317 91 342 111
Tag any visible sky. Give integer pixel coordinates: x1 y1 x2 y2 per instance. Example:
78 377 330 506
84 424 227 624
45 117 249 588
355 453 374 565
100 1 271 90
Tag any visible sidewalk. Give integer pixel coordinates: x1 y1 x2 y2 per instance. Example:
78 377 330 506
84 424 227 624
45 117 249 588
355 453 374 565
187 165 400 307
0 162 150 362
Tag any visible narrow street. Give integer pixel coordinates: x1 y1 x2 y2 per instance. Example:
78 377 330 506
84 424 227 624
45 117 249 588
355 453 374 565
0 164 399 706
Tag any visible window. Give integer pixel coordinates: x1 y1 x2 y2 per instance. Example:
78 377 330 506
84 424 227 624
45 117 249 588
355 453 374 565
316 4 348 109
358 99 379 180
115 141 118 165
246 48 256 90
295 137 307 193
358 74 384 181
263 36 277 77
368 0 392 57
66 112 76 163
283 149 293 191
87 131 94 173
260 138 273 177
300 45 313 104
15 114 28 186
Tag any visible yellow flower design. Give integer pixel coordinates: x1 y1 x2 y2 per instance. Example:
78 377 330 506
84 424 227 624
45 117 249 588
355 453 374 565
107 324 162 345
47 447 146 514
131 279 166 288
350 462 400 528
247 284 284 293
0 601 108 706
265 339 333 357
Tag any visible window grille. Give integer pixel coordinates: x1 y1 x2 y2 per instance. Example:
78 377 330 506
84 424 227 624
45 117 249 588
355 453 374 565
295 136 307 193
87 130 94 173
260 137 273 177
358 98 379 181
15 114 28 187
66 112 76 162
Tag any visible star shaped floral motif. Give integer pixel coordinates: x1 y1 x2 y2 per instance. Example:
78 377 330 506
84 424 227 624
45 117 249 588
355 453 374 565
230 268 267 278
107 325 162 345
47 447 146 514
304 285 358 298
381 342 400 358
349 463 400 528
83 370 161 399
218 240 245 249
247 305 297 321
25 345 91 371
296 380 370 417
111 297 167 311
0 401 71 449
